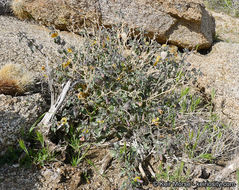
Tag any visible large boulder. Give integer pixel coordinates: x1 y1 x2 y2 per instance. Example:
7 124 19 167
11 0 215 50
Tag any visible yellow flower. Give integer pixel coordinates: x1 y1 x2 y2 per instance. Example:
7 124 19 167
77 92 85 99
152 117 159 126
82 129 89 133
144 38 149 45
213 125 218 131
92 40 97 46
134 176 143 183
97 120 104 124
51 32 58 38
41 66 46 71
152 117 159 123
106 36 110 41
62 60 71 69
61 117 67 125
67 48 73 53
153 55 161 66
162 44 167 48
77 91 88 100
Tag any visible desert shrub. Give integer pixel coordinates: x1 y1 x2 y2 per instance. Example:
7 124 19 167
18 24 239 188
48 25 200 158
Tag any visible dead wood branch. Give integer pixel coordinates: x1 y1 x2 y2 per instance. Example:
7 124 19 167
100 153 113 175
37 80 71 136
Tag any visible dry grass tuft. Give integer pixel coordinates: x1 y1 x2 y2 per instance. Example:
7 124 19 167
0 64 34 95
11 0 31 20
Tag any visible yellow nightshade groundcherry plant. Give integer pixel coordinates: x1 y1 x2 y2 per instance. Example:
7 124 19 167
16 24 239 189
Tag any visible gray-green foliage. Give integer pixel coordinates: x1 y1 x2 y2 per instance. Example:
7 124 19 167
17 23 239 188
51 25 198 160
51 24 236 166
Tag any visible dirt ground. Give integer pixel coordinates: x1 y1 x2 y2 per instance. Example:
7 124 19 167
1 147 236 190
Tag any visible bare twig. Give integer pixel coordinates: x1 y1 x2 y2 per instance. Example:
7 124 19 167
37 80 71 136
148 164 156 178
100 153 113 175
139 162 146 179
